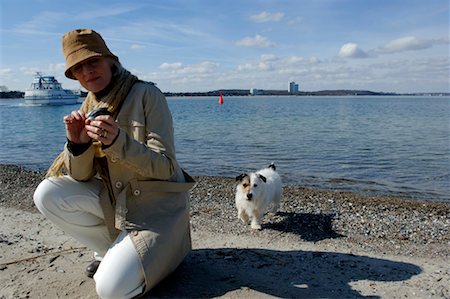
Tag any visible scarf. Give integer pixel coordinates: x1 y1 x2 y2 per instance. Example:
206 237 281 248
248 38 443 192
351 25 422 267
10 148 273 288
46 66 138 180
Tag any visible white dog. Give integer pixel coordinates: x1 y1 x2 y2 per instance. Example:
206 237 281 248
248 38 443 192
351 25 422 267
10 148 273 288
235 163 282 230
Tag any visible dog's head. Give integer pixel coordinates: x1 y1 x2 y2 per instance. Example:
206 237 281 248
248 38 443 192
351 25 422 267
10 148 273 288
236 173 267 201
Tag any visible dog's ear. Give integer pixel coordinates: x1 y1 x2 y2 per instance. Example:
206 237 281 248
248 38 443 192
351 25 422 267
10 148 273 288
235 173 248 182
258 174 267 183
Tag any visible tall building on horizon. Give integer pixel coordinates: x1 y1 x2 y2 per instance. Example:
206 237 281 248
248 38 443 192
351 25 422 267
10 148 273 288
289 81 299 94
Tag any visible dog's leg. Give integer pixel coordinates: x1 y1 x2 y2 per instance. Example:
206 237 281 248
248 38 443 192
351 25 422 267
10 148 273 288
270 200 280 213
238 208 249 224
250 209 262 230
250 219 262 230
271 188 282 213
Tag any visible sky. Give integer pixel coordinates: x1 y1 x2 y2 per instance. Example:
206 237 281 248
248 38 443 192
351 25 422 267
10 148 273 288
0 0 449 93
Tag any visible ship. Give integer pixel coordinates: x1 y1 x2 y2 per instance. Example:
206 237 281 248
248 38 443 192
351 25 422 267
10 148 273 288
24 72 79 105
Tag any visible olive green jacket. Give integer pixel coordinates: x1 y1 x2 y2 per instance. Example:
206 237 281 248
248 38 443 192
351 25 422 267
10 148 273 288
64 81 194 292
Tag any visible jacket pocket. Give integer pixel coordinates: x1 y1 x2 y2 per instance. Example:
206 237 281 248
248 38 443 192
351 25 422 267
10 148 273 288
125 171 195 223
129 171 195 194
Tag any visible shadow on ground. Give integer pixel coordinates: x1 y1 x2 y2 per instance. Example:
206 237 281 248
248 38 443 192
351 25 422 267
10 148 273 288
146 248 421 298
264 211 343 242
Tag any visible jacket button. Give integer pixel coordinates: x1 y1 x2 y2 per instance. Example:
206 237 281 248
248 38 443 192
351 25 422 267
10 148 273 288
115 181 123 189
133 189 141 196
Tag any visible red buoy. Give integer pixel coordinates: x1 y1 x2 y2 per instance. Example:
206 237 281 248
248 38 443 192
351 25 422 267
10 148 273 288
218 91 224 104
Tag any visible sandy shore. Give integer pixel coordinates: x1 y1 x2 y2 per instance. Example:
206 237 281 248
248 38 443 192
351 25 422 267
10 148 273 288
0 164 449 298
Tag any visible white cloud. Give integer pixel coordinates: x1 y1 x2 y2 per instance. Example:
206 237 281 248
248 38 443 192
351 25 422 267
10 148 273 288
181 61 218 74
338 43 369 58
160 62 183 70
12 12 65 36
236 35 275 48
338 36 448 59
378 36 434 53
260 54 278 62
48 63 66 73
0 68 13 76
237 55 319 74
0 69 13 91
131 44 145 50
286 56 304 64
288 17 303 26
159 61 218 74
250 11 284 23
237 62 272 71
76 3 143 20
124 52 450 93
145 61 222 92
309 57 320 64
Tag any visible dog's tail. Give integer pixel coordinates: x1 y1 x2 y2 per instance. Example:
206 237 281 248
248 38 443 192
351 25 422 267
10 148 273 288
268 162 276 171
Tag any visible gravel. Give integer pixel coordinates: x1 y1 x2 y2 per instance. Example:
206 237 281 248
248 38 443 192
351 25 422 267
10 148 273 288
1 164 449 259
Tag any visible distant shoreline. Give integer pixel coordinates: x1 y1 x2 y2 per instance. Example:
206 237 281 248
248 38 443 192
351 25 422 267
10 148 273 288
1 90 449 99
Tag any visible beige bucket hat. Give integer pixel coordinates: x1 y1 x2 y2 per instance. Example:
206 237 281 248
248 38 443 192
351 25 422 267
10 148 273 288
62 29 119 79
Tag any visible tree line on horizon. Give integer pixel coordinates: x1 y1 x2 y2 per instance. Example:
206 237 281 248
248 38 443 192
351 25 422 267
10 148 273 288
0 89 448 99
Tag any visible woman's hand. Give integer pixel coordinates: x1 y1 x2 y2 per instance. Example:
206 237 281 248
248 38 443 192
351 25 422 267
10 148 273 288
85 115 119 146
64 110 90 144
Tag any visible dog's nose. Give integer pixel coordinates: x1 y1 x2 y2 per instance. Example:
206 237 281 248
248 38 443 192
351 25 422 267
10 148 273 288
246 193 253 200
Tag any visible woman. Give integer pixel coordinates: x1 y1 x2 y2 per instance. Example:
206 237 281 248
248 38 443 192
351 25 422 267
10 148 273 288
33 29 194 298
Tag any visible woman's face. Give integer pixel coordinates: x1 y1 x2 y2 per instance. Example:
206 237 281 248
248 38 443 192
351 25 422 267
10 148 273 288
71 56 113 93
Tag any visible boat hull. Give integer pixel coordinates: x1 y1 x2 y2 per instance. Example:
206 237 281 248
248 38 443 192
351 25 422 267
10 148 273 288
24 91 79 105
24 95 79 105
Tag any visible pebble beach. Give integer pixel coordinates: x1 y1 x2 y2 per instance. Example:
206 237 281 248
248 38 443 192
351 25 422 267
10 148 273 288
1 164 449 298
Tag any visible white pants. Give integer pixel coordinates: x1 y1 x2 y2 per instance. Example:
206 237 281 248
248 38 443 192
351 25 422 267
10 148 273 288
34 176 145 299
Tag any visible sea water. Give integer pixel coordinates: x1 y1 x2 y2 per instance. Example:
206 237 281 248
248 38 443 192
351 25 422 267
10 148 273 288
0 96 449 202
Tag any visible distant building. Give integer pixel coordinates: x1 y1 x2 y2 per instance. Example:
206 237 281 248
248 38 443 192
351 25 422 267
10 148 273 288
251 88 264 95
289 81 299 94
